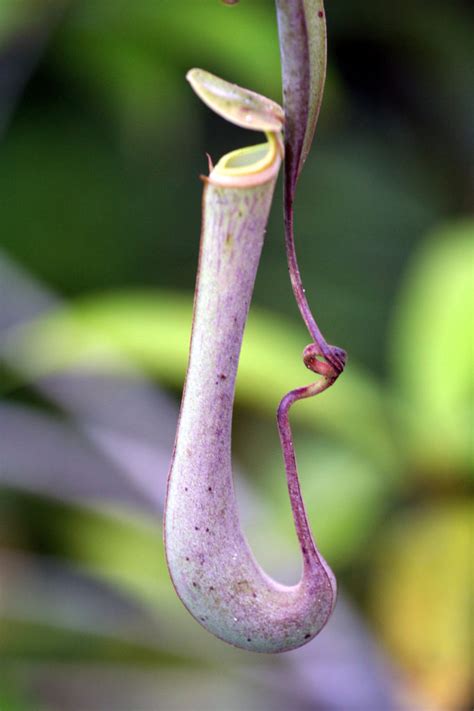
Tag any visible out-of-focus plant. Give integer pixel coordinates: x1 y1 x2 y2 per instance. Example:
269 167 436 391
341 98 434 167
389 220 473 476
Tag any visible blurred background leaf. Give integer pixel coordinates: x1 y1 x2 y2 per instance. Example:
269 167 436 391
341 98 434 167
389 220 474 476
371 502 472 710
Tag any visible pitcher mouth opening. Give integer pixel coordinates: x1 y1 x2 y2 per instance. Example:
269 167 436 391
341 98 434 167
208 132 283 188
186 68 284 189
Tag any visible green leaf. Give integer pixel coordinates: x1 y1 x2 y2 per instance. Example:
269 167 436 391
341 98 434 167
2 290 398 473
389 220 474 474
276 0 327 188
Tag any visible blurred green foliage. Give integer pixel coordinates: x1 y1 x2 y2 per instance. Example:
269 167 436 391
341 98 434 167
0 1 472 710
